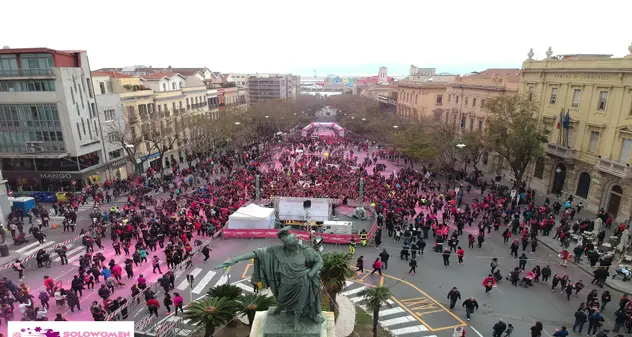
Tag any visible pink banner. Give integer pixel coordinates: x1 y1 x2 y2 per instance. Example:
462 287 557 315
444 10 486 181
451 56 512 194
221 228 371 244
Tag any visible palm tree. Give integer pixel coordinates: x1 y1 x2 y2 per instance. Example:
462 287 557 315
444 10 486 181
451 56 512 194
207 283 242 300
238 293 277 327
320 252 355 311
360 286 392 337
184 297 239 337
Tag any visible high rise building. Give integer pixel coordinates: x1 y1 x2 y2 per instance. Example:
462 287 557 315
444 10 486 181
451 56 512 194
248 74 299 102
0 47 105 191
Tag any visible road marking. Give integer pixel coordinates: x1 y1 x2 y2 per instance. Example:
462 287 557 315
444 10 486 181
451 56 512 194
242 264 252 279
54 246 82 262
470 326 484 337
341 286 366 297
380 315 417 327
176 268 202 290
380 276 385 286
67 249 87 263
235 282 255 294
18 240 56 256
192 270 216 294
389 325 428 335
378 307 405 317
349 296 363 303
381 274 467 331
15 241 43 253
213 274 229 287
345 281 353 287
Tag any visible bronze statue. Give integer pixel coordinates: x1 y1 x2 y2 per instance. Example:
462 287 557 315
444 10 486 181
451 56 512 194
217 227 324 329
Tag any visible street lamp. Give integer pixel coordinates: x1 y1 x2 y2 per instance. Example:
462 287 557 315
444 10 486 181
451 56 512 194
556 167 562 174
361 118 366 121
235 122 241 126
265 116 269 119
456 143 466 148
351 117 355 120
393 125 398 129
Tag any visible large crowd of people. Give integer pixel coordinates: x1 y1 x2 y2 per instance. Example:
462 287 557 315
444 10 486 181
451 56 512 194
0 130 628 337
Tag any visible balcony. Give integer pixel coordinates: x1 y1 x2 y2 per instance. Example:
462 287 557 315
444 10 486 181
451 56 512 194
0 68 54 78
595 158 632 179
546 143 577 161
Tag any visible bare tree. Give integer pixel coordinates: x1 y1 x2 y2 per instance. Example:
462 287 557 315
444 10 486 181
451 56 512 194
144 118 186 177
104 116 148 176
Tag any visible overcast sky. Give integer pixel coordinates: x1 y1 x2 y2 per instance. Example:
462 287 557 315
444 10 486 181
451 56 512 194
3 0 631 76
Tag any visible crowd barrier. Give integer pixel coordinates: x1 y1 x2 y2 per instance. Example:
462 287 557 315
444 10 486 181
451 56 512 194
0 232 84 271
105 228 223 321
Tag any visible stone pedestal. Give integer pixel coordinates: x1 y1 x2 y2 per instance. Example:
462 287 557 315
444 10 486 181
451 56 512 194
250 308 335 337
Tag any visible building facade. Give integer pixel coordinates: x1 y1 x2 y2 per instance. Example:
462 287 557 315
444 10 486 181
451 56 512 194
0 47 106 191
443 69 520 131
248 74 299 102
396 81 448 121
524 45 632 222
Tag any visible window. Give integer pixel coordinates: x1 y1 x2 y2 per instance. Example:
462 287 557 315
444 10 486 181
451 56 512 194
436 95 443 104
87 103 92 117
619 138 632 164
158 105 162 112
448 95 451 103
456 96 459 104
108 149 123 160
179 81 184 89
76 123 82 141
94 121 98 136
598 91 608 110
469 118 474 130
108 132 118 142
99 82 106 94
549 87 558 104
172 102 176 111
162 83 167 91
81 118 86 135
103 109 114 121
171 82 176 90
472 98 477 107
465 97 469 106
481 99 485 108
533 157 545 179
588 131 600 153
70 89 75 104
567 128 574 148
460 117 465 128
86 78 92 98
478 119 483 130
571 89 581 107
415 94 418 104
528 86 534 101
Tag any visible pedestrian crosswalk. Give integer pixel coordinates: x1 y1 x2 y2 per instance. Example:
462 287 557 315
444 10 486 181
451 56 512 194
14 240 57 257
147 273 435 337
341 280 433 336
150 276 252 335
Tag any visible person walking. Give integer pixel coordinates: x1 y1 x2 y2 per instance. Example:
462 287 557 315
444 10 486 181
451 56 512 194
349 238 356 255
370 258 383 276
408 258 417 274
356 256 364 275
482 274 497 295
462 297 479 321
447 287 461 310
442 247 451 266
492 319 507 337
379 249 390 270
587 310 604 335
173 293 184 315
456 246 464 265
146 297 160 317
572 308 587 334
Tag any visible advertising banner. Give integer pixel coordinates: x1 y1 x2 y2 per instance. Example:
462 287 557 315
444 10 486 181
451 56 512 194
9 321 135 337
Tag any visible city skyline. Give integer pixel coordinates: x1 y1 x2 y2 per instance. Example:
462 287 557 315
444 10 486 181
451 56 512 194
3 0 631 75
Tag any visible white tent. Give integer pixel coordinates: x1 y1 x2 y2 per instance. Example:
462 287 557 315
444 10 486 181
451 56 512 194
228 203 276 229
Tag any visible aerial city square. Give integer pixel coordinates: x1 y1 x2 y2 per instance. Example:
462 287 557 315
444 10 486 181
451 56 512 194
0 1 632 337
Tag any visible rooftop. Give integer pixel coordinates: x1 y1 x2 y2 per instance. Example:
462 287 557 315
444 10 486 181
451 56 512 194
0 47 80 56
466 68 522 83
91 71 134 79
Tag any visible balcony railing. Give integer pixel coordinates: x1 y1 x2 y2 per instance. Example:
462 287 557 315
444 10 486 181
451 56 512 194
0 68 55 77
546 143 577 160
595 158 632 179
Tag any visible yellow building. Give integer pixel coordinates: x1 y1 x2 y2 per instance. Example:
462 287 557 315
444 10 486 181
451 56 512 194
523 45 632 221
396 81 447 121
444 69 520 131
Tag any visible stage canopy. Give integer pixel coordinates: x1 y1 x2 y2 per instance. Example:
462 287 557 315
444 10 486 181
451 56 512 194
227 203 276 229
301 122 345 138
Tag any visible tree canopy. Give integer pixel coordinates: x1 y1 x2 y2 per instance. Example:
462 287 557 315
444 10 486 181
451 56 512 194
484 94 549 184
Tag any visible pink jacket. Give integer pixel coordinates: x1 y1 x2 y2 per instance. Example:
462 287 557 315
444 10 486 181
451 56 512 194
174 295 184 306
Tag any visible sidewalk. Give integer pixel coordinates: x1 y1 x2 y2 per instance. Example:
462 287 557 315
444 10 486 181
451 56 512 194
477 167 632 295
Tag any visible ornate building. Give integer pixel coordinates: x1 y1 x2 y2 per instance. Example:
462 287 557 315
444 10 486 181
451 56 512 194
523 44 632 222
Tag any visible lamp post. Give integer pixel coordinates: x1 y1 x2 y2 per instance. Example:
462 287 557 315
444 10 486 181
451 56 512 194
255 174 260 201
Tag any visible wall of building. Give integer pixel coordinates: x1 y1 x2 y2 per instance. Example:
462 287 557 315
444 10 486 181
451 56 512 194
522 52 632 222
396 82 447 121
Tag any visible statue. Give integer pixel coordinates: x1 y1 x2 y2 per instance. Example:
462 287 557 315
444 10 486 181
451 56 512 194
217 226 324 329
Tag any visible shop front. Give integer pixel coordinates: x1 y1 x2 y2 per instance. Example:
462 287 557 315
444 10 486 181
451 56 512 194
5 171 87 192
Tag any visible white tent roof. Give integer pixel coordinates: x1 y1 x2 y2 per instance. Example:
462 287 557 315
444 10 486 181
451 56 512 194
230 203 275 220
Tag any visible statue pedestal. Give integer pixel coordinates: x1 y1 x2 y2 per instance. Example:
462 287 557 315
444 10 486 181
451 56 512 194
250 308 335 337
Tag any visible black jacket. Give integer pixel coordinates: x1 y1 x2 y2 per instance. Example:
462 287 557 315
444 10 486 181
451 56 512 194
493 321 507 333
462 299 479 310
574 310 587 323
447 290 461 301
